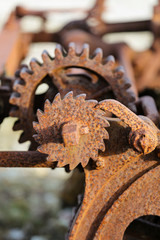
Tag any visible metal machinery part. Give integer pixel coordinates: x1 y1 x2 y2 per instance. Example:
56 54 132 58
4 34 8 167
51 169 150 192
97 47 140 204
33 91 160 240
34 91 160 166
33 91 109 170
2 0 160 96
0 1 160 239
9 43 136 149
0 0 106 76
59 0 160 95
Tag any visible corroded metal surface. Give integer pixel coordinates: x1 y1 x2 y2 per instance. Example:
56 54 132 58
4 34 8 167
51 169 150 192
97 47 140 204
32 92 160 239
9 43 134 149
94 165 160 240
68 120 160 240
34 94 160 169
98 99 160 154
1 1 160 239
33 91 109 170
0 151 51 167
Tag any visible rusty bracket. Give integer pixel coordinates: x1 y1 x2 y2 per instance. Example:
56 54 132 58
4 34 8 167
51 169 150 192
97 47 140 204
98 99 160 155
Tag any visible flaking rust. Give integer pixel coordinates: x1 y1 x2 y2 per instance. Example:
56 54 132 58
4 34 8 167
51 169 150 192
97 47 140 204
98 99 159 155
9 43 134 149
33 91 109 170
67 103 160 240
0 1 160 239
32 92 160 239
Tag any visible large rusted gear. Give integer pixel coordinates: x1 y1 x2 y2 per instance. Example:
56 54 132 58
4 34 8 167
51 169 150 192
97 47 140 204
9 42 135 148
33 91 109 170
67 119 160 240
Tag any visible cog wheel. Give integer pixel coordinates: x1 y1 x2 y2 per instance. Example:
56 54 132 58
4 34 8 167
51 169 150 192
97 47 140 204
33 91 109 170
9 42 135 148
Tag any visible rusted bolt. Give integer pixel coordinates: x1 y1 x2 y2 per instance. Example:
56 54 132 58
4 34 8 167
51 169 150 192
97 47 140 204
62 121 80 147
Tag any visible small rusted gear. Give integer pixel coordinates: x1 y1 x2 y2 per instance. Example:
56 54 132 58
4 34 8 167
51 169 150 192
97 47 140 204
33 91 109 170
9 42 135 147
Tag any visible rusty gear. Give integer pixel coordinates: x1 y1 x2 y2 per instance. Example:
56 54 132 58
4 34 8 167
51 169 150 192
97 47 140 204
33 91 109 170
9 42 135 147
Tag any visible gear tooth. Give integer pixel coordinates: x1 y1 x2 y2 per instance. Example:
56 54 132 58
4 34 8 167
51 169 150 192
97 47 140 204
90 149 98 161
13 83 23 92
93 48 103 62
98 140 105 152
56 152 68 167
33 121 40 132
44 99 51 112
81 156 89 168
19 132 28 143
114 66 125 78
55 44 64 61
104 55 115 68
37 145 47 154
53 92 61 103
33 134 41 143
86 99 98 108
97 116 110 128
102 129 109 139
63 91 73 101
81 161 88 168
123 84 131 90
75 93 86 102
13 79 24 86
37 109 44 122
118 76 132 91
42 50 51 64
125 89 136 103
30 58 41 72
46 155 54 163
69 160 79 170
20 68 32 80
9 93 20 106
122 79 131 90
68 42 76 56
13 120 21 131
96 109 106 117
80 43 89 59
9 108 19 117
57 160 65 168
15 69 21 78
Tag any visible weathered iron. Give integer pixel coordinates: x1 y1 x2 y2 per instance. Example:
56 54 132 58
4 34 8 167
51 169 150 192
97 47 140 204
0 1 160 239
68 120 160 239
98 99 160 155
9 43 135 149
33 91 160 165
32 92 160 239
33 91 109 170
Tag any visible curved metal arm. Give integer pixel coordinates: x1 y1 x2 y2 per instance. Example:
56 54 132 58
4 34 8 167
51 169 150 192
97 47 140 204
98 99 159 154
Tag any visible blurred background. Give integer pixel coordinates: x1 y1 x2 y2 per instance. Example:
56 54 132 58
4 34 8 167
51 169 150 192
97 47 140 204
0 0 158 239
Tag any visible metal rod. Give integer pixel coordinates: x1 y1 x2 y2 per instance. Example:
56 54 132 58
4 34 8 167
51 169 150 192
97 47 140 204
0 151 56 168
105 20 151 34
